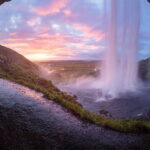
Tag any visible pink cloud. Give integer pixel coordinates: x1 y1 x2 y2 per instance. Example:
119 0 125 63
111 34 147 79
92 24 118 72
69 42 100 50
74 23 105 41
32 0 68 16
1 24 103 61
63 9 71 16
2 31 77 61
27 17 41 27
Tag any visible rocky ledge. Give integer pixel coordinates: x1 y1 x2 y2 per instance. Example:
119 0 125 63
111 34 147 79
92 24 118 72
0 0 11 5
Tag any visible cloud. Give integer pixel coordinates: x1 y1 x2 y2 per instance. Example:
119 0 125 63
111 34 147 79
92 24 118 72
0 0 149 61
27 17 41 27
32 0 68 16
63 9 71 16
73 23 105 41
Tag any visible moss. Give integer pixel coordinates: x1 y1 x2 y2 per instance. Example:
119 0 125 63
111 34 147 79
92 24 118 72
99 109 109 115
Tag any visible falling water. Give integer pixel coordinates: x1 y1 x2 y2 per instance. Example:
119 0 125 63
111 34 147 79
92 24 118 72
101 0 140 98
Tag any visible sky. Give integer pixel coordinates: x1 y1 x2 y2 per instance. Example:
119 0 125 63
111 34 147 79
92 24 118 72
0 0 150 61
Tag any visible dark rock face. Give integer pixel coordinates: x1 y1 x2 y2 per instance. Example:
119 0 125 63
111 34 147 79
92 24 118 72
139 57 150 80
0 0 11 5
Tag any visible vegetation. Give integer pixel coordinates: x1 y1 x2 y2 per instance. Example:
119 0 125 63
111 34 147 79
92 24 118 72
0 45 150 133
99 109 109 116
39 58 150 84
38 60 100 83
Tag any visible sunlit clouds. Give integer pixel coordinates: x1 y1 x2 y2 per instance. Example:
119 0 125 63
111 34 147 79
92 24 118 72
0 0 149 61
32 0 68 16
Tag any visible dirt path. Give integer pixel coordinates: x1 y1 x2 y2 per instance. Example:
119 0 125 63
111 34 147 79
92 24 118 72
0 79 150 150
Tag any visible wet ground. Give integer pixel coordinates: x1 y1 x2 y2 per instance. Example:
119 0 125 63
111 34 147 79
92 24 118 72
58 83 150 120
0 79 150 150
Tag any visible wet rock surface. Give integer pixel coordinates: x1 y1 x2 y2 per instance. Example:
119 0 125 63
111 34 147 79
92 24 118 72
59 84 150 120
0 79 150 150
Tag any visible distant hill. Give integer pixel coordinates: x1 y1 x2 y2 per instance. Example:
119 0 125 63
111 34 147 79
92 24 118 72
0 45 40 80
38 58 150 83
0 45 38 71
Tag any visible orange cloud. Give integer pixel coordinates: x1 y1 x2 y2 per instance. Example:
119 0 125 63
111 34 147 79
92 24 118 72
27 17 41 27
63 9 72 16
25 53 56 61
9 32 17 36
32 0 68 16
5 37 35 42
1 24 103 61
1 32 76 61
74 23 105 41
24 46 75 61
2 43 29 48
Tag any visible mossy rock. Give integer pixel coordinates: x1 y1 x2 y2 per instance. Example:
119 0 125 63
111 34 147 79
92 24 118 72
99 109 109 115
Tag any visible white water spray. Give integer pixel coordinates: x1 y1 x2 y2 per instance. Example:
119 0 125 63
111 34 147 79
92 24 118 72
101 0 140 98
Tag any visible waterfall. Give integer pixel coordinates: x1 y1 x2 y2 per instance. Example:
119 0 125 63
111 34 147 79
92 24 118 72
101 0 140 98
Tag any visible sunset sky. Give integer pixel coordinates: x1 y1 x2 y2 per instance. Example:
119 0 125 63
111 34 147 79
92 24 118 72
0 0 150 61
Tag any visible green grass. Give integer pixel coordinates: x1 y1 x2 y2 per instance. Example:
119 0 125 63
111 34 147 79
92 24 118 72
0 45 150 133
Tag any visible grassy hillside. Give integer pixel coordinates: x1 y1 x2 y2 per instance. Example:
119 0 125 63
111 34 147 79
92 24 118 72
0 45 150 133
0 45 77 103
0 45 39 75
